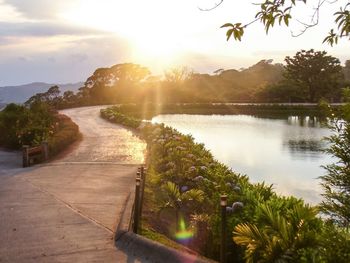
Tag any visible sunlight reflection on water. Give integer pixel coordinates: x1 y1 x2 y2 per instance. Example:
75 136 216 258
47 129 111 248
152 114 332 204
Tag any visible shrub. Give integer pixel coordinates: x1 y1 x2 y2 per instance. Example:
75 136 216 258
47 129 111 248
0 102 54 148
48 114 81 157
0 102 80 158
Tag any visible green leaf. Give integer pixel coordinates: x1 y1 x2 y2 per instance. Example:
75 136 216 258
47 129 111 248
221 23 234 28
226 28 234 41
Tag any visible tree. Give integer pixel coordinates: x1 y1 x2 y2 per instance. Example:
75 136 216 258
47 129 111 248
164 66 193 84
320 91 350 226
25 85 61 107
217 0 350 45
344 60 350 82
83 63 151 103
85 63 151 88
284 49 343 102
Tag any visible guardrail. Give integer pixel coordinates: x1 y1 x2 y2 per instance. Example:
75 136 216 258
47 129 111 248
22 141 49 168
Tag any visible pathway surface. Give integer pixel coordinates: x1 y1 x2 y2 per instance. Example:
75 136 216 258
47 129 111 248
0 106 146 262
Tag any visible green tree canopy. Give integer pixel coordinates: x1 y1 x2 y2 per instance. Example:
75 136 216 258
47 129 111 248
85 63 151 89
83 63 151 103
284 49 343 102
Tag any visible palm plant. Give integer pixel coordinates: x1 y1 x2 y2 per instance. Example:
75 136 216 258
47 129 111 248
160 181 205 230
233 203 320 262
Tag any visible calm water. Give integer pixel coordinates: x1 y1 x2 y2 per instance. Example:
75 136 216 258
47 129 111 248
152 114 333 204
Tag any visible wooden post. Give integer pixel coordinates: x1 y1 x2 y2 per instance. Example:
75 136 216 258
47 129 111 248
41 141 49 161
133 177 141 234
22 145 29 168
220 195 228 263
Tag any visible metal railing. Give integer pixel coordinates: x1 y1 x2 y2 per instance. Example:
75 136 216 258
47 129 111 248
130 166 147 234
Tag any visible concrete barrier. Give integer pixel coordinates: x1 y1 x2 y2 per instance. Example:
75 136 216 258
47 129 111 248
115 230 216 263
114 166 216 263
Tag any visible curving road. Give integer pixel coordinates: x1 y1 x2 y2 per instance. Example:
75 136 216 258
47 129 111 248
58 106 145 164
0 106 146 262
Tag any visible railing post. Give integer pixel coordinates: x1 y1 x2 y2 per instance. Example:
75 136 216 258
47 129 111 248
139 166 146 233
220 194 228 263
133 176 141 234
22 145 29 168
42 141 49 161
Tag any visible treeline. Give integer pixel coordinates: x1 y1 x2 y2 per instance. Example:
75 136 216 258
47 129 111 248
30 49 350 107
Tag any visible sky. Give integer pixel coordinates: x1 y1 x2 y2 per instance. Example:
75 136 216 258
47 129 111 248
0 0 349 86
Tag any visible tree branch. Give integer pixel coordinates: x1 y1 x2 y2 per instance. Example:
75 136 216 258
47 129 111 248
198 0 224 11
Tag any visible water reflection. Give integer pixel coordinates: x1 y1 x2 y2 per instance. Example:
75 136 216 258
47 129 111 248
285 139 325 161
287 116 322 128
152 114 332 204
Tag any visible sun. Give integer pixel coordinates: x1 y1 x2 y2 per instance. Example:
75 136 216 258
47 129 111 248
60 0 187 69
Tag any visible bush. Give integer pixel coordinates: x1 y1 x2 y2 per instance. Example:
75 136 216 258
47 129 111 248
48 114 81 157
0 102 80 159
0 102 54 148
100 106 141 128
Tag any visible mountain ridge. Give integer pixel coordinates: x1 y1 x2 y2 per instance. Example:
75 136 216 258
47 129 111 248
0 82 83 103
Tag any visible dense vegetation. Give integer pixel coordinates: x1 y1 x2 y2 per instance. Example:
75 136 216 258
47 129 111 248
320 90 350 227
101 106 350 262
0 102 54 149
31 50 350 108
0 101 80 158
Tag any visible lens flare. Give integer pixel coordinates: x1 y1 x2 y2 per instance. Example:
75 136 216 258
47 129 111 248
175 217 194 244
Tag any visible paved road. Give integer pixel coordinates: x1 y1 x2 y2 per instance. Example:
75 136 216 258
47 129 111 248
0 106 146 262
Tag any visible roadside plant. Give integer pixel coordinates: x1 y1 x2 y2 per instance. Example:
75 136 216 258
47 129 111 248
233 202 321 262
320 89 350 227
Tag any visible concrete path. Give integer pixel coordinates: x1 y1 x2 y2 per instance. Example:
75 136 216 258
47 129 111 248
0 106 146 262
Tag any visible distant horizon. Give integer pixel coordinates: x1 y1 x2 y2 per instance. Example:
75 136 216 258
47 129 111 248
2 54 350 87
0 81 84 87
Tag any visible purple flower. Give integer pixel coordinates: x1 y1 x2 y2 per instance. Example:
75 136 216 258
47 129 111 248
233 186 241 193
226 207 233 213
232 202 244 212
193 176 204 181
189 166 196 172
181 186 189 192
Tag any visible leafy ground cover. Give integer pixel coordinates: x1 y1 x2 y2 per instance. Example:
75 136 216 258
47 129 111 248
101 106 350 262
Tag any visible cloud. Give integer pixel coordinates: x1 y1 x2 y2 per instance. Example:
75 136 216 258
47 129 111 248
3 0 73 19
18 56 29 62
0 21 104 37
0 35 132 86
70 53 88 63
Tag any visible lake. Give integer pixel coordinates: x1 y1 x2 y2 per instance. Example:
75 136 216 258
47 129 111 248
152 114 333 205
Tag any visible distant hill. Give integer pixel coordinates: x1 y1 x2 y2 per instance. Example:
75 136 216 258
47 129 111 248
0 82 83 104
